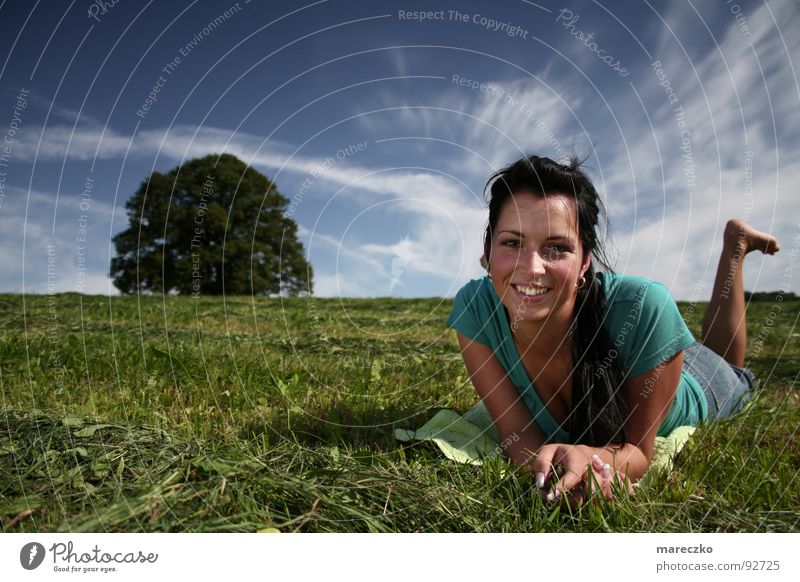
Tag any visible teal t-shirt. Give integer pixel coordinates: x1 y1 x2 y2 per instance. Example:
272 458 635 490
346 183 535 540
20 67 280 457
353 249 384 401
446 273 708 442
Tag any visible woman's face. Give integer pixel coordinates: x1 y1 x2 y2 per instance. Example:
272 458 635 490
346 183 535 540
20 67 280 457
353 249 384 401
488 192 591 330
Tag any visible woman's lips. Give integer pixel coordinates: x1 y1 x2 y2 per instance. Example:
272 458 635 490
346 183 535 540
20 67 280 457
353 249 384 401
512 283 551 303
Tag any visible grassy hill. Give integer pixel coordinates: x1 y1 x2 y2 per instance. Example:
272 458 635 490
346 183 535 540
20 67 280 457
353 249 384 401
1 293 798 532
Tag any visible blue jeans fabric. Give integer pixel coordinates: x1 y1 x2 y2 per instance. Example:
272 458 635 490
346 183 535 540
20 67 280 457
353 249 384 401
682 341 757 422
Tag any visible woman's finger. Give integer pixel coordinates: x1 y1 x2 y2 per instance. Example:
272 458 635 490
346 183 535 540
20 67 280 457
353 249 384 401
530 444 556 487
532 444 566 494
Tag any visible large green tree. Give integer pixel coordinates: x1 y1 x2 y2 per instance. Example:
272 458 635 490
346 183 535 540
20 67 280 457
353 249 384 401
111 153 312 296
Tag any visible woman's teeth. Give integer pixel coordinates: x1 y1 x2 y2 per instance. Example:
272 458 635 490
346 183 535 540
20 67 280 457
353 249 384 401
515 285 549 296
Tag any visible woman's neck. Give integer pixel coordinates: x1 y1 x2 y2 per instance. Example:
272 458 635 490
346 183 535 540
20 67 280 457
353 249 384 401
511 316 574 362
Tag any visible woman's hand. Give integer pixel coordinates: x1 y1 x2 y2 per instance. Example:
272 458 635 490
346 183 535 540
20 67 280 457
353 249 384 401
531 444 635 507
583 454 635 505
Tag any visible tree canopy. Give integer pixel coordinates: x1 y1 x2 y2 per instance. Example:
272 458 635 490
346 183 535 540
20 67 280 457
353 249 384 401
111 153 312 296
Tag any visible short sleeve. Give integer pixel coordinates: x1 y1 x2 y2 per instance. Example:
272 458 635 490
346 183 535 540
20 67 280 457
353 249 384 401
447 280 491 346
623 282 695 377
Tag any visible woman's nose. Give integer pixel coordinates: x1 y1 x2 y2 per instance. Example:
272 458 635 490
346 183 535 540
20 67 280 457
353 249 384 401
520 248 548 275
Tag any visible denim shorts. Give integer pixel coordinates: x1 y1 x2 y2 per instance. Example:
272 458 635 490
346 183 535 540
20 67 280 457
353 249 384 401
682 341 757 422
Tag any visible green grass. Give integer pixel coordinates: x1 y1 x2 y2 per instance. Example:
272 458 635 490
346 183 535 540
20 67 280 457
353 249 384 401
1 293 798 532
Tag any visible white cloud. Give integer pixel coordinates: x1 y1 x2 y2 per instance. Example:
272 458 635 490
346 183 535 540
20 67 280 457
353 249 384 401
0 185 122 294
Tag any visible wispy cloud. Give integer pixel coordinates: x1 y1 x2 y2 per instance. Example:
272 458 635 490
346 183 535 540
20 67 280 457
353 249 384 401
0 88 102 126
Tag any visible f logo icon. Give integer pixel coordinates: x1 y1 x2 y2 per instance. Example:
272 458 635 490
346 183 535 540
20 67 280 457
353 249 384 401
20 542 46 570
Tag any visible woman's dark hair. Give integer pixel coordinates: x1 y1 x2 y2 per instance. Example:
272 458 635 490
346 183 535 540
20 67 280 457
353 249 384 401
483 155 627 447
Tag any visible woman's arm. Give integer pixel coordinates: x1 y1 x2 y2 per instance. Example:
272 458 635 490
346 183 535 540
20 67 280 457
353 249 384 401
532 351 685 501
616 350 685 476
456 332 546 465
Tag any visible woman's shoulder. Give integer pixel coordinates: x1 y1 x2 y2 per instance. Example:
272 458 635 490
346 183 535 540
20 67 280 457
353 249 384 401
597 271 672 304
447 276 500 345
452 275 495 307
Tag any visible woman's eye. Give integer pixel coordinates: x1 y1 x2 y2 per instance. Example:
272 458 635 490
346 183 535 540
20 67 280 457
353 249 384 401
546 245 569 254
501 240 519 247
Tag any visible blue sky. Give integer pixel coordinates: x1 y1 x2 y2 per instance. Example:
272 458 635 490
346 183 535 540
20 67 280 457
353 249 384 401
1 0 798 299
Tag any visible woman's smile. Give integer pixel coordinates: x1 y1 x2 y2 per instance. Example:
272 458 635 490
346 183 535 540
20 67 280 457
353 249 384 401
512 283 551 302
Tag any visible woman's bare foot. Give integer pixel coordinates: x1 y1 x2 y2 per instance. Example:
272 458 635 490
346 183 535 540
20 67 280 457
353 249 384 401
703 219 779 366
723 219 781 256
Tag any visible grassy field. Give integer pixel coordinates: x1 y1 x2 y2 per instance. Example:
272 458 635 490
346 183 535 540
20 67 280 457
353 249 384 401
1 292 798 532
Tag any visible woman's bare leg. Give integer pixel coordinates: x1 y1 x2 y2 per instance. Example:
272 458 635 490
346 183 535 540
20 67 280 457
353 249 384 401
701 219 780 367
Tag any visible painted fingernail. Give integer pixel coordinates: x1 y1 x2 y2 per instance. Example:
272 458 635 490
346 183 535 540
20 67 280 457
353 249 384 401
536 472 545 489
591 454 602 464
545 491 555 502
603 463 611 479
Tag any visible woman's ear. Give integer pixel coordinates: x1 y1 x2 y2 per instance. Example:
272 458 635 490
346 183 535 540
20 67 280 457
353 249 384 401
581 251 592 278
480 254 489 270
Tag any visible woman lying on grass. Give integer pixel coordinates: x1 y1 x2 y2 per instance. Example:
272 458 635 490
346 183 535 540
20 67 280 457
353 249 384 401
448 155 780 507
